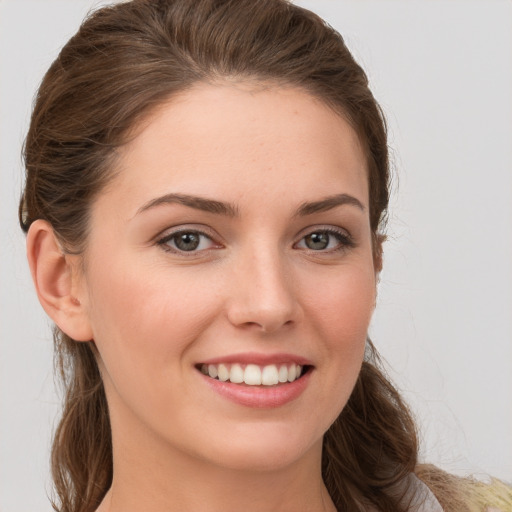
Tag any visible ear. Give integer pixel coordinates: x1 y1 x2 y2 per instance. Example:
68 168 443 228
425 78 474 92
26 220 93 342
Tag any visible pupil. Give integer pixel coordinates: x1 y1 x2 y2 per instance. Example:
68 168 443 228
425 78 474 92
176 232 200 251
306 232 329 250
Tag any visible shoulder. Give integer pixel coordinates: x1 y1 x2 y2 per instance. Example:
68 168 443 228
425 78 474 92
364 468 512 512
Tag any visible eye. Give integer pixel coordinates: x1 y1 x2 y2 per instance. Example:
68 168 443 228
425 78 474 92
158 230 217 253
295 229 354 252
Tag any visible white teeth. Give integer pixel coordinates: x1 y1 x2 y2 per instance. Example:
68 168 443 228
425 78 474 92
218 363 229 382
244 364 262 385
261 365 279 386
278 364 288 383
200 362 305 386
208 364 218 379
229 363 244 384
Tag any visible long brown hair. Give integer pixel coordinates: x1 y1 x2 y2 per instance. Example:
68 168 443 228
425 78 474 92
18 1 461 511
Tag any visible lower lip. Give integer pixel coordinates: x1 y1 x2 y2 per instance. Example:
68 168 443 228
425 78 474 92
201 370 311 408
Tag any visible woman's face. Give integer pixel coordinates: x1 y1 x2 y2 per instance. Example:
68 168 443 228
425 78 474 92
76 83 377 472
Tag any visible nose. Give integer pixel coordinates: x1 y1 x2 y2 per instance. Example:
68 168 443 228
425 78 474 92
225 247 301 334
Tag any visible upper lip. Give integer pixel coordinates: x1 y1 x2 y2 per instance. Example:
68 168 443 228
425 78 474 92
198 352 313 366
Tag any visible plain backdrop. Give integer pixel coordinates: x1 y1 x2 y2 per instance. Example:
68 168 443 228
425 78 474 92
1 1 511 511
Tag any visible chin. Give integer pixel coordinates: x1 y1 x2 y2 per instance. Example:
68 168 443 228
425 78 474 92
191 422 325 473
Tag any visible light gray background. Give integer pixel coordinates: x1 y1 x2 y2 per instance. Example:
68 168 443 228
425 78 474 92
1 1 511 511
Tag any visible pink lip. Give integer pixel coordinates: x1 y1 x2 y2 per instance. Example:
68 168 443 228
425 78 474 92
199 352 313 366
199 370 311 410
202 373 311 408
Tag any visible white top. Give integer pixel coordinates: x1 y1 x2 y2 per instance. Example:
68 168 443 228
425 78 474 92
397 474 504 512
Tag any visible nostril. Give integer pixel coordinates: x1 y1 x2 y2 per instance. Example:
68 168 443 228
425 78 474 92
225 270 300 332
230 318 294 334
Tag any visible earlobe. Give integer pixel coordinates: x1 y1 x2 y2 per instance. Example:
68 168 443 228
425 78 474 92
26 220 93 342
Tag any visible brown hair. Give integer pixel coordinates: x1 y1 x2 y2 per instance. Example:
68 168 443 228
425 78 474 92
18 1 470 511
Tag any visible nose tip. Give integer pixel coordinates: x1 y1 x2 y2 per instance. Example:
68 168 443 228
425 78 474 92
232 312 295 334
226 257 300 334
227 301 297 334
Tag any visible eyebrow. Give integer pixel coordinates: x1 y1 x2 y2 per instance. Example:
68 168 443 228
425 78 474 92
136 192 364 218
295 193 365 216
136 193 239 217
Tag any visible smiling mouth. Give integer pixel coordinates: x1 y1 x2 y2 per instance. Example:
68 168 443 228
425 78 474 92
197 363 311 386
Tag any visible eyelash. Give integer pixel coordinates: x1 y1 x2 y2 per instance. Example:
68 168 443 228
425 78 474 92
156 227 355 255
157 229 219 255
294 227 355 253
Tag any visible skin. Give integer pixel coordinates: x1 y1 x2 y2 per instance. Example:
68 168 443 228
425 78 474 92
28 83 379 512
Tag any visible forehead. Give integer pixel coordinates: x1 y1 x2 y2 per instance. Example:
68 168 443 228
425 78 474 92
102 83 369 216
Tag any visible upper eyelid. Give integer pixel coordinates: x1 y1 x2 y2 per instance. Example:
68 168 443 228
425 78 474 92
155 224 219 241
295 224 352 239
158 230 213 243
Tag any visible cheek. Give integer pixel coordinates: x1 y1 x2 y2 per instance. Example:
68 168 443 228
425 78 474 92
302 263 376 347
82 259 225 432
83 258 221 370
296 263 376 436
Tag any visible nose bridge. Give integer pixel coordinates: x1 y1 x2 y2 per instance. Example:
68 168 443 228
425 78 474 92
226 240 299 332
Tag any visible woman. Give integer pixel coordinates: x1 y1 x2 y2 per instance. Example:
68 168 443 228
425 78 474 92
16 1 511 511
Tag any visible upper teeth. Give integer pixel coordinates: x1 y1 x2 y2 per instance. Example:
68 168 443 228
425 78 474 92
200 363 303 386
